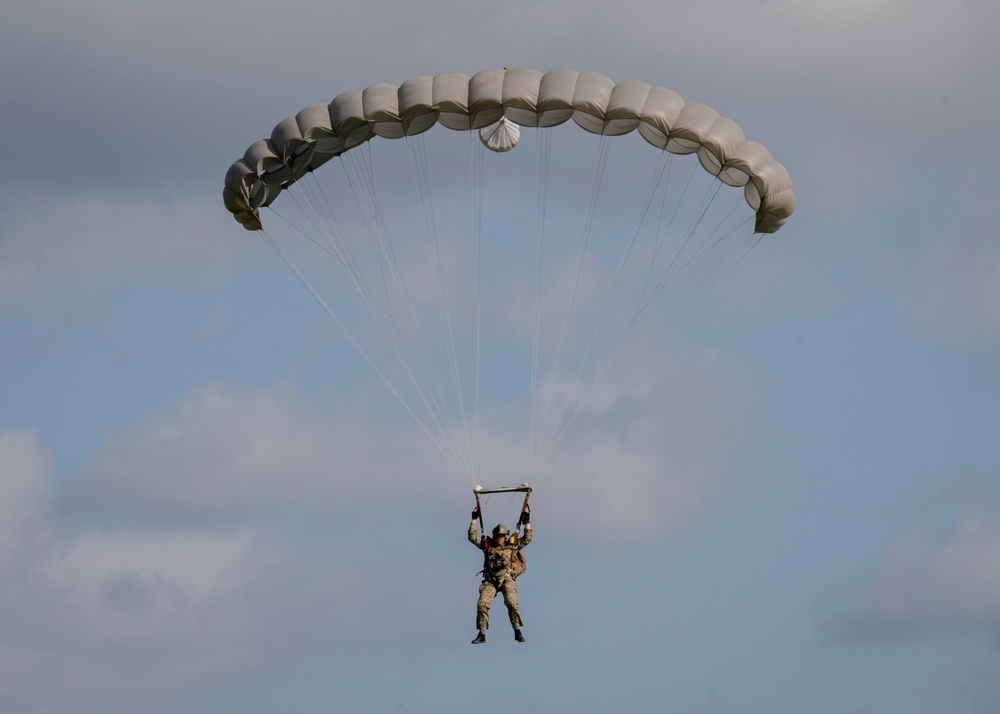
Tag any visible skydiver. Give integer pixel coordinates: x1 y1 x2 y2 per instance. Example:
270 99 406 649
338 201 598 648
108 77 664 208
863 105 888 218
468 505 531 644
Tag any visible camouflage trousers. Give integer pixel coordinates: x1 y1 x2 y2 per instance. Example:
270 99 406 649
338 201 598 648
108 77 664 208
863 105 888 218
477 577 523 631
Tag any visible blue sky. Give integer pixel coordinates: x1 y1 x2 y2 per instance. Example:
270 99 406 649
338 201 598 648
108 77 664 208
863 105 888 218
2 1 1000 712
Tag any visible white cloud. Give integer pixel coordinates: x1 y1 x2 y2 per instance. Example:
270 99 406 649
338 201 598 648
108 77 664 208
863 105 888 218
0 430 261 709
510 0 990 94
823 503 1000 643
0 427 470 713
19 363 757 706
886 179 1000 345
63 338 758 541
0 190 249 308
63 382 453 526
0 430 52 568
866 512 1000 628
465 342 761 542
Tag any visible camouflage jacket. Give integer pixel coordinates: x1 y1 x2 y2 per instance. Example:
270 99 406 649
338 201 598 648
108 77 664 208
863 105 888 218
468 520 532 581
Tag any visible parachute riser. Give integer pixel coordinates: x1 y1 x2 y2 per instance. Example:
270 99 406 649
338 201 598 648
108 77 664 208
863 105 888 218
475 490 485 537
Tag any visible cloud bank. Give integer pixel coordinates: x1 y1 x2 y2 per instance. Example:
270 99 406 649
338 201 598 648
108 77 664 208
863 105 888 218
823 502 1000 644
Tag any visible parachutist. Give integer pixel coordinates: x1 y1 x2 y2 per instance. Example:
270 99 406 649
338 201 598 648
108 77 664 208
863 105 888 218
469 506 531 644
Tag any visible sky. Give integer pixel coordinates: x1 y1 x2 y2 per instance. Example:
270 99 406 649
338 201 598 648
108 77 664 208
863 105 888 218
2 1 1000 712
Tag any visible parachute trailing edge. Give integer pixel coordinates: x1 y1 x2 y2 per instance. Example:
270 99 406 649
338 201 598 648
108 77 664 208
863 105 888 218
222 67 795 234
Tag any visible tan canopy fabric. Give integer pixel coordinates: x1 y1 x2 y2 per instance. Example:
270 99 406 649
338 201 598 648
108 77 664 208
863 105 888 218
223 67 795 233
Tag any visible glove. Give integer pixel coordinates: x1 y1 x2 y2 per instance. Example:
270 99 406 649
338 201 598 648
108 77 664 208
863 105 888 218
471 506 480 520
518 510 530 526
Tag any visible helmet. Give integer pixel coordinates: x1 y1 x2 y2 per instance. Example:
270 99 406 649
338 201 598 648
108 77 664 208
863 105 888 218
492 524 508 538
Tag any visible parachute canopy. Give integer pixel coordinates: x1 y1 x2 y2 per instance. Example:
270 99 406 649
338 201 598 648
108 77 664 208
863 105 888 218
224 67 794 234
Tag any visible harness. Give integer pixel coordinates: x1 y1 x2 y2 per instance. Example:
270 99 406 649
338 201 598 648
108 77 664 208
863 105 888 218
478 535 525 582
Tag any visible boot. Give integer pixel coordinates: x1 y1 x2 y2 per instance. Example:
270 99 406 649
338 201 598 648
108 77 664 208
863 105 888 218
471 631 486 644
514 629 525 642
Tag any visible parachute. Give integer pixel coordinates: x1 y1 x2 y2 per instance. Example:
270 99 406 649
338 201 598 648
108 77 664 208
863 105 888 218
222 67 795 489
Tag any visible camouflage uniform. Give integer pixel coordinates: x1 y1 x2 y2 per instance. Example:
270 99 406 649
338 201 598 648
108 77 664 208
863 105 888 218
468 521 532 632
